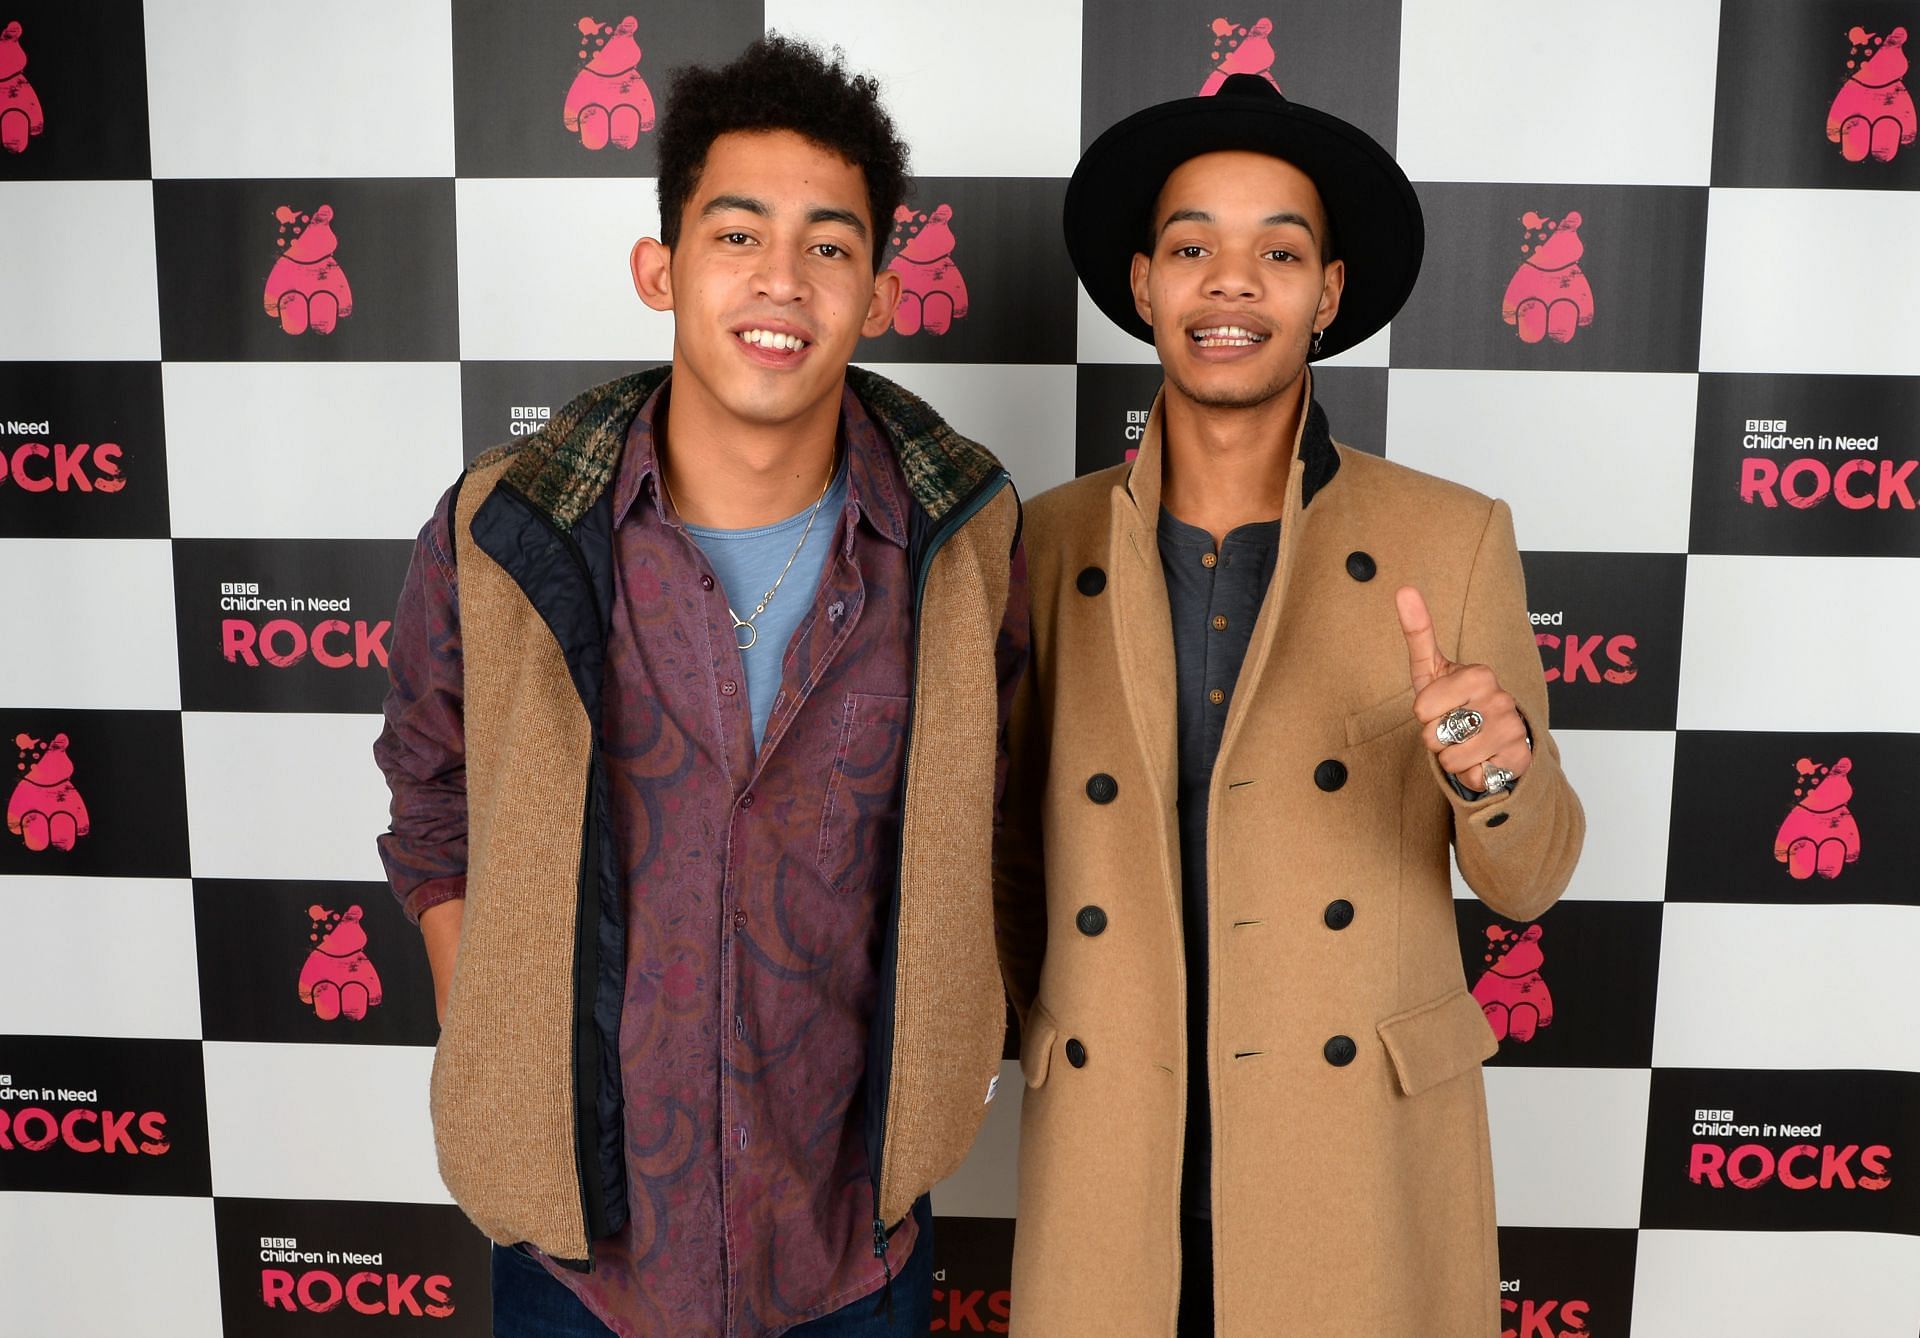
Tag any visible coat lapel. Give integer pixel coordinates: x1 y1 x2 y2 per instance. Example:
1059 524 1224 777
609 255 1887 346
1108 392 1179 810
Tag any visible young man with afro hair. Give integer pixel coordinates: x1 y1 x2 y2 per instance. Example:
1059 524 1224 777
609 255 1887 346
374 34 1027 1337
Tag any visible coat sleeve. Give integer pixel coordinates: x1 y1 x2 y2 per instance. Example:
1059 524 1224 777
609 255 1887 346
1438 498 1584 921
993 555 1048 1027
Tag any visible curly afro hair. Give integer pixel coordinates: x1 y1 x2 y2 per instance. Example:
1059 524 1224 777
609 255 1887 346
656 34 911 272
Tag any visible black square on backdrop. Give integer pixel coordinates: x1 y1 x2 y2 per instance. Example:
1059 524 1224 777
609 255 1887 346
153 179 459 362
1667 731 1918 907
1391 184 1709 373
1640 1068 1919 1234
1079 1 1401 156
0 1035 211 1196
0 362 169 539
195 880 439 1047
1495 1227 1639 1336
1689 373 1920 558
0 1 150 180
1713 1 1919 189
1455 899 1662 1068
930 1215 1013 1333
459 359 660 464
171 539 415 715
856 178 1076 366
452 0 767 178
213 1198 491 1335
1518 552 1688 731
0 709 188 879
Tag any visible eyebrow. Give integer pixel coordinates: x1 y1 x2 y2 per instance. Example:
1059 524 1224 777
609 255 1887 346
1158 208 1318 238
699 194 869 241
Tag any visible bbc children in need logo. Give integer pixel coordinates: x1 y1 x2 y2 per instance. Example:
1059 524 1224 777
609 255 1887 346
257 1236 456 1319
220 582 390 671
1737 417 1912 512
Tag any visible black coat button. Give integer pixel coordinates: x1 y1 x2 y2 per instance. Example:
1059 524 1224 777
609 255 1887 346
1086 773 1119 804
1314 759 1347 792
1076 566 1107 596
1323 899 1354 930
1324 1035 1357 1066
1065 1038 1088 1068
1487 812 1510 828
1346 551 1376 582
1076 905 1108 936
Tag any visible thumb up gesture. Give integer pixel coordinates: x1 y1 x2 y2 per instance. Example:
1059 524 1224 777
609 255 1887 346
1397 586 1531 794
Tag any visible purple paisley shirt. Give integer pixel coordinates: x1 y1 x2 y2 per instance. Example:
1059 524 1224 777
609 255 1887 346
374 379 1028 1337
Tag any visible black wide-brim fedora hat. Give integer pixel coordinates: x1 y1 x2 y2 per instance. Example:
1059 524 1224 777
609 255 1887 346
1066 73 1424 361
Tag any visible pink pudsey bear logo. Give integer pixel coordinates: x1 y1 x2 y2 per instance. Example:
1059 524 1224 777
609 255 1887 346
887 204 969 336
565 16 655 151
1201 17 1281 96
0 21 45 154
263 205 353 336
1828 26 1915 162
299 904 383 1021
1773 756 1861 881
8 732 89 853
1501 211 1594 345
1470 923 1553 1044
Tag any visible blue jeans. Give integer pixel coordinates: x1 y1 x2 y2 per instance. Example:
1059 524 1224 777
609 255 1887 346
491 1199 934 1337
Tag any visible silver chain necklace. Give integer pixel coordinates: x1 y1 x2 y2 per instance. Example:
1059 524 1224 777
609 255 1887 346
658 451 836 651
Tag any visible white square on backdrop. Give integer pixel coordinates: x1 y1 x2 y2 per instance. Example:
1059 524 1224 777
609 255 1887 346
0 182 160 361
1538 728 1673 902
164 362 463 540
1700 188 1920 377
1653 902 1920 1072
1484 1065 1650 1228
202 1040 451 1203
455 177 671 361
863 362 1077 499
1678 556 1917 732
0 877 201 1039
1384 370 1697 553
182 712 390 882
764 0 1083 178
145 0 455 179
1632 1231 1920 1338
1396 0 1719 186
0 1193 222 1338
0 540 180 710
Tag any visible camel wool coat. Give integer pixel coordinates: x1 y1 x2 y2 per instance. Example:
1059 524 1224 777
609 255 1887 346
993 381 1585 1336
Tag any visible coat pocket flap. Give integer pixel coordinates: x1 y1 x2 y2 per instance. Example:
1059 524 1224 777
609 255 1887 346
1377 989 1499 1097
1019 1005 1058 1090
1345 686 1418 747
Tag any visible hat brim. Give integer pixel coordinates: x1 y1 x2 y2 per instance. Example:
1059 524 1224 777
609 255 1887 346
1065 89 1424 360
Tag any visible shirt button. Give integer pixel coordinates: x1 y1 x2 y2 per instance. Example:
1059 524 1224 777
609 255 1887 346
1211 614 1228 631
720 680 738 696
733 909 747 931
1200 552 1217 569
1208 688 1225 705
701 574 714 591
740 791 754 809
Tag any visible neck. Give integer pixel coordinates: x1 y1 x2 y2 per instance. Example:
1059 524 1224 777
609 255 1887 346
658 361 842 528
1158 369 1308 546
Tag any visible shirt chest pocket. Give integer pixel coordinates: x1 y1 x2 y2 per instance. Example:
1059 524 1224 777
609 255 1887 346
816 692 911 895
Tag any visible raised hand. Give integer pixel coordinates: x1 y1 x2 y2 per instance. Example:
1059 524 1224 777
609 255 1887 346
1396 586 1531 793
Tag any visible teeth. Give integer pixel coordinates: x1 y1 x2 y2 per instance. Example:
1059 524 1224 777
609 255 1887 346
740 328 807 350
1191 324 1267 347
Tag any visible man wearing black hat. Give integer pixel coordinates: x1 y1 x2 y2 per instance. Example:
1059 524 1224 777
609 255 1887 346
993 76 1585 1335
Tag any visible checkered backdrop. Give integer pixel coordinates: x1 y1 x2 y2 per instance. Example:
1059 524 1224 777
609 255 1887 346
2 1 1917 1333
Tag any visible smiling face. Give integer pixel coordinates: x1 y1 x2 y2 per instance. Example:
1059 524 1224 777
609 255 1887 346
1130 150 1343 411
631 128 899 435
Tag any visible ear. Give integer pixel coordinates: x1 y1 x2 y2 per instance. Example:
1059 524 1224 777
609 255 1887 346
345 905 364 922
313 204 333 222
1562 211 1582 230
1129 251 1154 328
1314 256 1345 336
51 733 68 749
631 236 674 312
618 16 638 34
579 16 599 35
862 266 903 339
1522 925 1543 941
1 22 21 40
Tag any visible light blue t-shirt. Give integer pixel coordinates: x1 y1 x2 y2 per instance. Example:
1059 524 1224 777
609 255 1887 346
684 459 850 750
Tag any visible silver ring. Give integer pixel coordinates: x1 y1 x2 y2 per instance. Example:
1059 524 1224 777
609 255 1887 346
1436 707 1484 746
1482 764 1516 794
